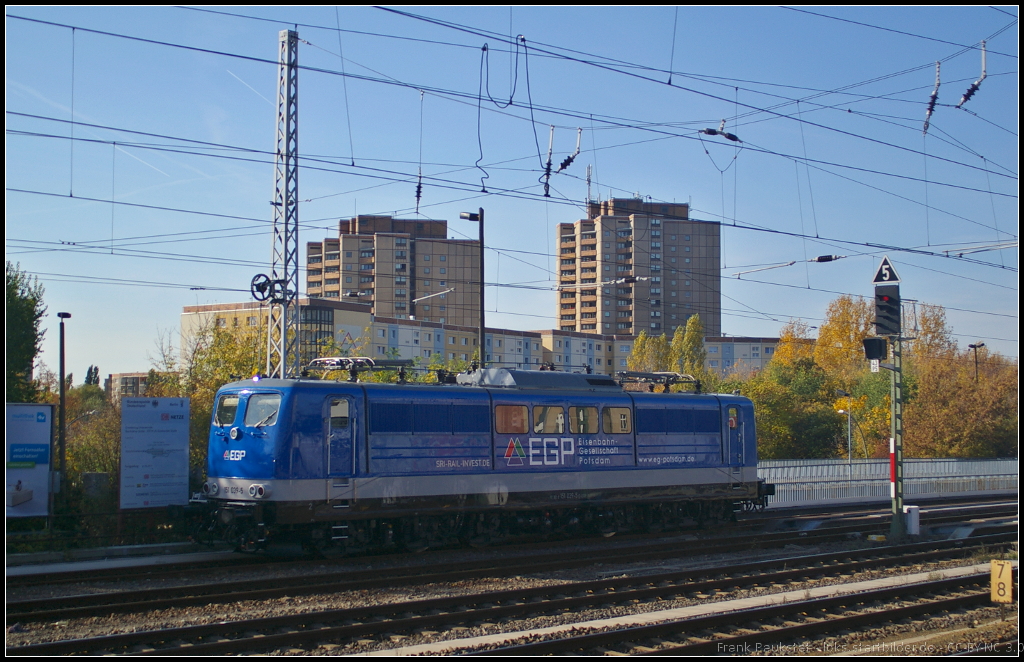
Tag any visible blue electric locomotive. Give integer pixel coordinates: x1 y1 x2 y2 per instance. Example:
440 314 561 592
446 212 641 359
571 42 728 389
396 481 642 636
201 366 768 552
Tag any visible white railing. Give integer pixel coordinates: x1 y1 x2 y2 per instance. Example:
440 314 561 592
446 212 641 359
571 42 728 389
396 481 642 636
758 458 1018 507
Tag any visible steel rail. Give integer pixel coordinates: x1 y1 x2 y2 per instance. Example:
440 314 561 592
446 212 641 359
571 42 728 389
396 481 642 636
7 535 1014 656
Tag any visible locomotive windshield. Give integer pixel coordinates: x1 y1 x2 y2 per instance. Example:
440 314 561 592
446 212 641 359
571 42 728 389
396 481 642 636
214 394 239 427
244 393 281 428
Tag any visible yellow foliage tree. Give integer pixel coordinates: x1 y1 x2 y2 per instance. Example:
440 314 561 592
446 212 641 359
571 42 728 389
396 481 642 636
908 302 957 360
771 319 815 365
813 295 873 387
904 347 1018 458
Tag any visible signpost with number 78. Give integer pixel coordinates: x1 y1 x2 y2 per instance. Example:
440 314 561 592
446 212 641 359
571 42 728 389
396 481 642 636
990 560 1014 604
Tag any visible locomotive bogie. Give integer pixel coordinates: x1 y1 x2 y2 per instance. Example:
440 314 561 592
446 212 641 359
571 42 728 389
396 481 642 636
204 370 762 552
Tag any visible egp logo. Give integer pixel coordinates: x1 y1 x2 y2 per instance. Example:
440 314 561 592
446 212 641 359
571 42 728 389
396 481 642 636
224 449 246 461
529 437 574 466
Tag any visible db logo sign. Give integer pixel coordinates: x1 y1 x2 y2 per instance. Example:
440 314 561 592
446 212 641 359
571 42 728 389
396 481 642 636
224 450 246 461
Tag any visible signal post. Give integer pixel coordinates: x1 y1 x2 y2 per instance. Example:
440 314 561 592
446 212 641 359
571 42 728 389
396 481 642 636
870 257 905 541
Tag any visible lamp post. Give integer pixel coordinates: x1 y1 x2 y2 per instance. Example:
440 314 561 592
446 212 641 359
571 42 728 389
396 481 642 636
57 312 71 501
836 389 853 465
836 389 853 486
460 208 485 369
968 342 985 383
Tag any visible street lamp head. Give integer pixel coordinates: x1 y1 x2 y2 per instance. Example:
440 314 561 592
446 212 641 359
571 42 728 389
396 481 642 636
836 389 850 397
459 212 480 222
57 312 71 319
969 342 985 349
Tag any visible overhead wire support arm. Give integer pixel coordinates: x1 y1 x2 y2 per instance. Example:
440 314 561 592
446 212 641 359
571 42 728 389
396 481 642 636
556 275 650 290
732 255 844 278
556 127 582 173
700 119 741 143
412 287 455 303
542 125 554 197
922 61 940 136
956 40 987 108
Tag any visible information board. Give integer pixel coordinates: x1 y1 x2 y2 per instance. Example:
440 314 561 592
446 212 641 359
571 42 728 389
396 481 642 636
120 397 190 509
5 403 54 518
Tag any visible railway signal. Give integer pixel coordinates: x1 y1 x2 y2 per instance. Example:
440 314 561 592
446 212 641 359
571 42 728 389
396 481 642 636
874 285 901 337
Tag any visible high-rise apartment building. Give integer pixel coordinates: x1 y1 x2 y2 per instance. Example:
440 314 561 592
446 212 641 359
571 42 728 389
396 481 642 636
555 198 721 337
306 215 481 328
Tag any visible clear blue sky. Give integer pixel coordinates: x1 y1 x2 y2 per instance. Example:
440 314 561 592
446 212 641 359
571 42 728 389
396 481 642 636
6 6 1018 381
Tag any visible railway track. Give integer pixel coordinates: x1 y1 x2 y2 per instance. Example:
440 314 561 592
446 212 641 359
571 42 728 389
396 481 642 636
463 573 1010 656
7 534 1015 656
7 499 1016 624
8 503 1014 626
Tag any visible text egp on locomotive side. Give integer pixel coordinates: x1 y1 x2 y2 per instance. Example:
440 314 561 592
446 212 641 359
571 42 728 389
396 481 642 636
200 366 771 552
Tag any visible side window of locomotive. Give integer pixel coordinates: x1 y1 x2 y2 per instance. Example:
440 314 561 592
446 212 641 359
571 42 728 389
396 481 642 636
330 398 349 430
533 406 565 434
495 405 528 434
602 407 632 434
244 393 281 428
569 406 599 434
215 394 239 426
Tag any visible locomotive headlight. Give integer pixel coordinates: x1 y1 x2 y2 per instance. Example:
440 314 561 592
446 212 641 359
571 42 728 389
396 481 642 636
202 481 220 496
229 427 243 440
248 483 270 498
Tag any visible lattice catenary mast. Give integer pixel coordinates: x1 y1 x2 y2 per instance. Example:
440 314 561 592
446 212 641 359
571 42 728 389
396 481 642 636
267 29 300 379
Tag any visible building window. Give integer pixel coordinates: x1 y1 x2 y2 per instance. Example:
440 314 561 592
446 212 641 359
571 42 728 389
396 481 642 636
423 268 430 274
439 255 446 262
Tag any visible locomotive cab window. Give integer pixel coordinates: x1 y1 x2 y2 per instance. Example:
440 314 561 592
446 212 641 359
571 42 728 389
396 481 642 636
495 405 528 434
533 406 565 434
244 393 281 428
215 394 239 426
330 399 349 430
602 407 632 434
569 407 599 434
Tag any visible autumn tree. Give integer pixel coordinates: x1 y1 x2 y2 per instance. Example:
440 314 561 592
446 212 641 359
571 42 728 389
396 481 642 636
772 319 815 365
743 358 844 459
904 346 1017 458
813 295 873 387
626 330 650 372
679 313 706 376
907 303 956 360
